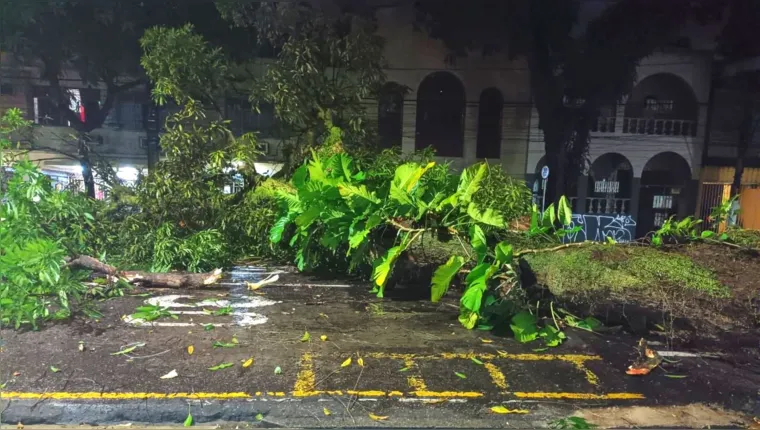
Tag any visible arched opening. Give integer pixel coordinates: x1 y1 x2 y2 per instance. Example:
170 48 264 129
415 72 465 157
637 152 692 236
624 73 699 136
587 153 633 214
476 88 503 159
377 82 404 148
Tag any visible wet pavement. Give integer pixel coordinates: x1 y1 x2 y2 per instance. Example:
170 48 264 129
0 267 758 427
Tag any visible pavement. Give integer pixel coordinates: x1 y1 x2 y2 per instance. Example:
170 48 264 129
1 267 758 428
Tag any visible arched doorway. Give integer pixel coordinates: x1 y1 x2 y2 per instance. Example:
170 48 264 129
587 153 633 214
415 72 465 157
624 73 698 136
637 152 692 236
476 88 503 159
377 82 405 148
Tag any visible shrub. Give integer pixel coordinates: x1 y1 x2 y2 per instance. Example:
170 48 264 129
472 164 532 224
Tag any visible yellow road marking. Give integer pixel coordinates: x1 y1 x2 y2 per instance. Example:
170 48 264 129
367 351 602 364
484 362 508 389
292 352 316 396
404 358 428 391
513 392 645 400
0 390 644 400
0 392 252 400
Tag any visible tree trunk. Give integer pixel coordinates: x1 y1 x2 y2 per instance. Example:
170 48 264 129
78 137 96 198
66 255 224 289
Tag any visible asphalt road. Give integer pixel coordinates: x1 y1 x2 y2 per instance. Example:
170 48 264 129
1 267 757 427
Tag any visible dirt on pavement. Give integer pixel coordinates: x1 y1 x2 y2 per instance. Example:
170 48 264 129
0 267 758 427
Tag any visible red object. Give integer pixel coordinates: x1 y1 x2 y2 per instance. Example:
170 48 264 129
79 104 86 122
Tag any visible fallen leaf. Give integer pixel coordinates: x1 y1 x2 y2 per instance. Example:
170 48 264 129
358 357 365 367
208 363 234 371
455 372 467 379
471 357 484 365
532 348 549 353
274 366 282 375
300 332 310 342
17 422 23 429
664 374 688 379
398 367 410 372
341 357 352 367
323 407 331 416
490 406 529 414
184 412 193 427
480 338 493 344
320 335 328 341
255 413 264 421
12 372 20 377
242 358 254 368
78 342 85 352
319 313 328 318
49 366 60 373
203 324 214 331
187 345 194 355
368 413 388 421
160 369 178 379
212 341 237 348
231 337 239 344
110 343 144 356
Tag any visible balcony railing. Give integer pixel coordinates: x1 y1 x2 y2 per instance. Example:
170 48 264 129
622 117 697 137
586 197 631 215
591 117 616 133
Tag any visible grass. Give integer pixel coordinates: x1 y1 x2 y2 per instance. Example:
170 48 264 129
523 244 730 300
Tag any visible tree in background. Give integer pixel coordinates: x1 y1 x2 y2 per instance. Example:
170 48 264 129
712 0 760 196
1 0 253 196
216 1 386 170
415 0 724 201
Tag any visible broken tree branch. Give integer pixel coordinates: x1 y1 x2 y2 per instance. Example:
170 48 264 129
65 255 223 289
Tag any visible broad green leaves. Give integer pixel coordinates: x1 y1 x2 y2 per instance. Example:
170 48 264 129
431 256 466 302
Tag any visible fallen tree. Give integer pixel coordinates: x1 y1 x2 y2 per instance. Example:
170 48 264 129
66 255 223 289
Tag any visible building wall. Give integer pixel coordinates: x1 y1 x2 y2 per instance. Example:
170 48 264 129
525 51 712 180
372 5 532 176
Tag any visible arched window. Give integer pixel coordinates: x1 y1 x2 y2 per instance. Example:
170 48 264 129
377 83 404 148
415 72 465 157
476 88 503 159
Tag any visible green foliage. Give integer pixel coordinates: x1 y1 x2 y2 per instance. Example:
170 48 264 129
430 256 466 302
471 164 532 225
130 304 176 322
219 2 387 166
650 216 703 246
549 417 597 429
0 109 100 328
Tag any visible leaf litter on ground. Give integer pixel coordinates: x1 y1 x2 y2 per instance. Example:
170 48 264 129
455 372 467 379
300 331 310 342
110 342 145 356
160 369 178 379
490 406 529 414
208 362 234 371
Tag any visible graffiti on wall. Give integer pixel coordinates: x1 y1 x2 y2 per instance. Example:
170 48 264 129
564 214 637 243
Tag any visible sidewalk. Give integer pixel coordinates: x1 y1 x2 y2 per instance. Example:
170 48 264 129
1 267 757 427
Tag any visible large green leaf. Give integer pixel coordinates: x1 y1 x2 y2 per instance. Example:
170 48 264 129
389 162 435 206
338 184 379 204
467 203 504 227
307 151 326 182
430 256 465 302
469 224 487 263
371 243 407 298
510 311 538 343
494 242 513 265
558 195 573 226
294 206 322 228
269 215 291 243
457 163 487 204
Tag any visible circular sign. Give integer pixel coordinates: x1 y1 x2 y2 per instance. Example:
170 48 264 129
541 165 550 179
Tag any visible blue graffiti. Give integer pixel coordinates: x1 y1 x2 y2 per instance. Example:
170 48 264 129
565 214 637 243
